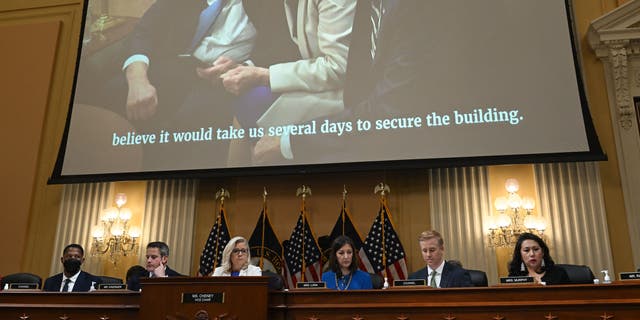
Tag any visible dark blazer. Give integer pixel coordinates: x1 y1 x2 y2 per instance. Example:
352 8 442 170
289 0 427 161
43 271 102 292
128 0 203 59
510 265 571 285
126 266 183 291
409 261 473 288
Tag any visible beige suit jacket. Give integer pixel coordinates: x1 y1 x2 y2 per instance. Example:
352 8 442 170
256 0 356 128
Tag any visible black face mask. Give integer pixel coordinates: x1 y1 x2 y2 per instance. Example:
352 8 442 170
63 259 82 274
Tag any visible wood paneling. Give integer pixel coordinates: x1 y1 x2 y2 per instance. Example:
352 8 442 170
269 282 640 320
0 0 84 278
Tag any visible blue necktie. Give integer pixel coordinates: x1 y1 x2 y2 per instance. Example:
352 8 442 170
189 0 225 53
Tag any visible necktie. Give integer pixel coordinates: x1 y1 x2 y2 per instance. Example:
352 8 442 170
61 278 71 292
189 0 226 53
370 0 384 60
429 270 437 288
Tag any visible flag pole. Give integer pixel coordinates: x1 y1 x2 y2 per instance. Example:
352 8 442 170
296 185 312 282
259 187 268 270
342 185 348 235
374 182 391 281
214 188 230 269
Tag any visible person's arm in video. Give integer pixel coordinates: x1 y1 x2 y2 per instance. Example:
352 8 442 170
220 0 356 96
121 0 168 121
125 61 157 120
123 0 256 120
253 0 426 164
194 0 258 87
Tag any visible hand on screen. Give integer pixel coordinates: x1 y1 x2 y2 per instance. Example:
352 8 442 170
126 80 158 120
196 56 237 86
252 135 284 164
220 66 269 95
125 62 158 120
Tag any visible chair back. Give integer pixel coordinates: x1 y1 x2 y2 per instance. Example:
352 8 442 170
369 273 383 289
1 272 42 289
555 264 595 284
262 270 284 291
465 269 488 287
99 276 123 284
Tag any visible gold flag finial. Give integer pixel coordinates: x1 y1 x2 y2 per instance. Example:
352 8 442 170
296 185 312 199
342 185 348 200
263 187 268 203
215 188 231 204
374 182 390 197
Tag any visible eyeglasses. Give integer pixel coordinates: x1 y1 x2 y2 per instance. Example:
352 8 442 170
231 248 248 255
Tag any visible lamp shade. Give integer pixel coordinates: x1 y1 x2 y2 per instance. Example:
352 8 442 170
505 178 520 193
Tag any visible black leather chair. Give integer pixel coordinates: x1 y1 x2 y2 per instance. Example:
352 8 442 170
369 273 384 289
465 269 488 287
555 264 595 284
1 272 42 289
262 270 284 291
99 276 123 284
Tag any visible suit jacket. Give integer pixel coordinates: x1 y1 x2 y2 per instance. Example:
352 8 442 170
128 0 203 61
409 261 473 288
126 266 183 291
289 0 427 162
43 271 102 292
256 0 357 127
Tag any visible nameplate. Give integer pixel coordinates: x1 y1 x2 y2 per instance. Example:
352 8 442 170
499 276 534 284
619 272 640 281
98 283 126 290
9 283 38 290
394 279 426 287
296 281 326 289
181 292 225 304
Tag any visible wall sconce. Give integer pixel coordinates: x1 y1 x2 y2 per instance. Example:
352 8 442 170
91 193 141 265
487 179 546 247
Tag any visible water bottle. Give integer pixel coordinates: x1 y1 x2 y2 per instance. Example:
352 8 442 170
601 270 611 284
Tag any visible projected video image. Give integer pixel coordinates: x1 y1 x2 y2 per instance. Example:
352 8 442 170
58 0 593 178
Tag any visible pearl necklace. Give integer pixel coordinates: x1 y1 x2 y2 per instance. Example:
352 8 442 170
335 273 353 291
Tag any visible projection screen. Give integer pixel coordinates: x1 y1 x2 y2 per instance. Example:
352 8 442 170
51 0 604 182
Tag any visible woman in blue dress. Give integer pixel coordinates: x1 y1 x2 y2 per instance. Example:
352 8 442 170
322 235 372 290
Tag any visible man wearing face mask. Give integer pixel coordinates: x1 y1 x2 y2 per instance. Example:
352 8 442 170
43 244 102 292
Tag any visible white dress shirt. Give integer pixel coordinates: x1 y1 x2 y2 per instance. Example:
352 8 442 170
60 270 81 292
122 0 256 70
427 260 446 288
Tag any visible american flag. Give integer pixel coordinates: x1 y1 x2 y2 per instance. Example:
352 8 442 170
359 200 408 282
198 206 230 276
283 212 323 288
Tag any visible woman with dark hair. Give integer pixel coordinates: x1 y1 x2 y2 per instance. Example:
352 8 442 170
321 235 372 290
508 232 570 285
